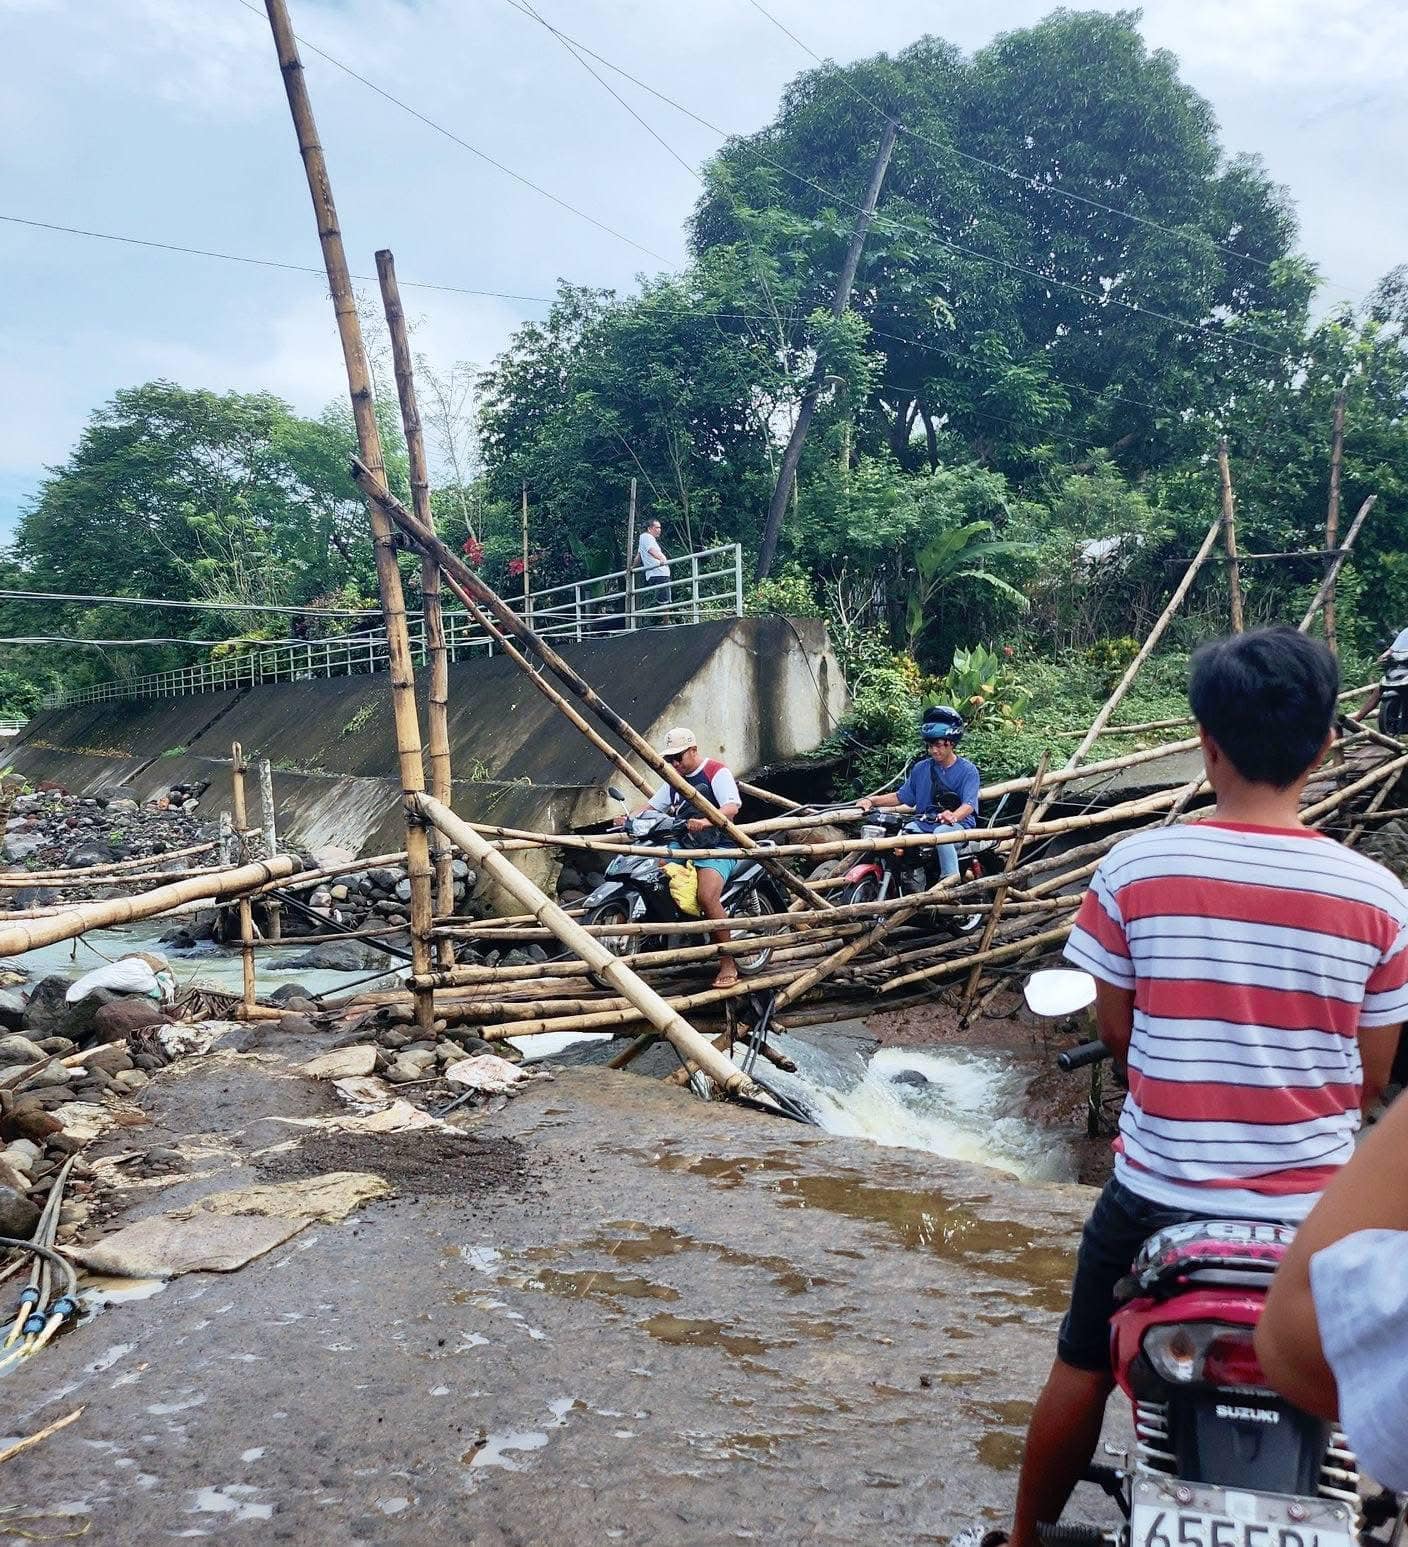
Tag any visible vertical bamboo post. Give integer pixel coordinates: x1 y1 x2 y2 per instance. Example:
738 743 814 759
230 744 256 1016
957 751 1048 1026
376 249 455 969
1299 496 1376 632
262 0 435 1029
1325 388 1346 656
1217 438 1244 634
257 756 282 940
624 477 637 631
520 482 531 619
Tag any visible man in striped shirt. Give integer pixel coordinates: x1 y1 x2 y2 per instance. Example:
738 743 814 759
1008 628 1408 1547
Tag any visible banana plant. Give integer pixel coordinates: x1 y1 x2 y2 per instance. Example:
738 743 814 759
902 520 1031 655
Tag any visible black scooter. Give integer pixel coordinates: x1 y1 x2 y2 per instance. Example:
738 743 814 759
579 791 786 973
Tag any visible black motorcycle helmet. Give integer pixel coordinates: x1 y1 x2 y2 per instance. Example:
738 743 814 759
920 704 965 746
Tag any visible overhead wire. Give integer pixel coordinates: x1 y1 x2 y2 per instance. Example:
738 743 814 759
230 0 673 266
740 0 1368 302
0 587 376 617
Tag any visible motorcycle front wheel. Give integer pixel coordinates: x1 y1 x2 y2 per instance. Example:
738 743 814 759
727 883 778 974
837 875 882 909
1382 693 1407 738
585 899 641 960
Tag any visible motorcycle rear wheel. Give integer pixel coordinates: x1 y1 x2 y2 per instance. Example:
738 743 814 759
837 876 882 909
1382 693 1407 738
585 900 641 960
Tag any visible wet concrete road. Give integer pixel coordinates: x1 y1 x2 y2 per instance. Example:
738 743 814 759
2 1051 1113 1545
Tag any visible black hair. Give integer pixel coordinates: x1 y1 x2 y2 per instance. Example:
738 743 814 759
1188 627 1339 788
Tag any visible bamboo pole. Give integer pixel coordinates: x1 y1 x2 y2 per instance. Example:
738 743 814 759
1031 512 1223 827
1344 760 1401 847
520 482 531 619
0 853 300 958
376 249 455 974
958 751 1048 1024
0 841 219 884
349 459 832 911
258 757 281 941
881 921 1075 995
230 743 257 1015
1302 752 1408 825
412 793 757 1095
739 781 801 812
1324 389 1346 654
1217 438 1244 633
1299 496 1376 632
261 0 435 1032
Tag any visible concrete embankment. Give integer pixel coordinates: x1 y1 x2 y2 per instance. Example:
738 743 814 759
9 618 846 861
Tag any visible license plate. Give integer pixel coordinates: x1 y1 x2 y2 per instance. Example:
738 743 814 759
1131 1478 1355 1547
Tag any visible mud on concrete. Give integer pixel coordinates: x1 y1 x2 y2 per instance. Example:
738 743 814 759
255 1127 532 1201
0 1033 1123 1546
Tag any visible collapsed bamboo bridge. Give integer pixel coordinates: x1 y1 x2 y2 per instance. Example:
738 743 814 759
1 0 1401 1113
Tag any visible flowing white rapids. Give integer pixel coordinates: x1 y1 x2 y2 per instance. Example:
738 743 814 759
748 1033 1074 1183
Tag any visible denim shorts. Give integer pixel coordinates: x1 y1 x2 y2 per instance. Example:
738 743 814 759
1056 1175 1206 1372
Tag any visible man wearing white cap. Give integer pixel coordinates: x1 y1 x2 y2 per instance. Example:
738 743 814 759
630 726 743 988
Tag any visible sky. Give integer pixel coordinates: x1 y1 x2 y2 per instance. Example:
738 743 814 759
2 0 1405 539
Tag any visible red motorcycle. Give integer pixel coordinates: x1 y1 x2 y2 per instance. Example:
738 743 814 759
1027 973 1397 1547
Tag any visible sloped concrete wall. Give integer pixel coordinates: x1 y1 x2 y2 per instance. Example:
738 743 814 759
10 618 846 861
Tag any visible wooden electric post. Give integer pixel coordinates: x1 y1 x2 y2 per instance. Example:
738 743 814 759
1325 388 1346 656
520 482 531 620
230 743 256 1016
624 477 638 631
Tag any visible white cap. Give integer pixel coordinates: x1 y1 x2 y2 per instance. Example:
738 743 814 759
659 726 697 756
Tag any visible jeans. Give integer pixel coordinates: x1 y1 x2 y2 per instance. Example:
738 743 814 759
935 840 959 880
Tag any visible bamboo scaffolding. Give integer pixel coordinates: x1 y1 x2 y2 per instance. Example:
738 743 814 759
412 793 756 1094
958 752 1048 1023
0 841 219 884
376 249 455 974
1299 496 1376 632
0 854 301 958
262 0 435 1030
348 459 832 912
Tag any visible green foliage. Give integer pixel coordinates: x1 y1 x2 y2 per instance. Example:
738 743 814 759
934 644 1031 731
745 564 821 618
160 746 187 759
1083 636 1141 693
340 703 376 739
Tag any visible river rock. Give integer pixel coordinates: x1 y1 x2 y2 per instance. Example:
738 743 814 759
0 1185 41 1239
0 1033 45 1065
80 1042 135 1076
330 885 349 902
394 878 413 903
298 1044 378 1080
2 829 45 863
6 1107 63 1143
0 1156 29 1194
111 1069 149 1094
266 983 314 1006
276 1014 320 1038
384 1053 432 1084
11 886 59 910
2 1139 41 1173
22 975 118 1039
91 999 169 1043
0 992 28 1032
368 868 400 892
23 1065 72 1090
277 942 371 972
68 843 112 868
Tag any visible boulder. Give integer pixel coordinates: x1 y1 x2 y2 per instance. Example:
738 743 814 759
90 999 169 1043
297 1044 378 1080
0 991 28 1032
276 1014 321 1038
368 868 401 892
2 1139 41 1173
0 1033 45 1065
5 1107 63 1144
276 942 370 973
79 1042 135 1076
68 843 111 868
22 975 119 1039
2 829 45 863
11 886 58 910
266 983 315 1006
0 1185 41 1239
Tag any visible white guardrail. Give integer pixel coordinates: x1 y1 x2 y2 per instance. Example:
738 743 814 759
41 544 745 710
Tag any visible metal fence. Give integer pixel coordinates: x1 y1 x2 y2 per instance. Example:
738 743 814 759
41 544 745 710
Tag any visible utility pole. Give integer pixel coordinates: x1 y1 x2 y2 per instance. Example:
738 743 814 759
1217 438 1244 633
520 481 531 621
624 477 637 630
756 119 898 579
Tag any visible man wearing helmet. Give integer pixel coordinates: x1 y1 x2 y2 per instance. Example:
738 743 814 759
855 704 981 882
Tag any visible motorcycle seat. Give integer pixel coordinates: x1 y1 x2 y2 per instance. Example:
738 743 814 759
1115 1218 1296 1304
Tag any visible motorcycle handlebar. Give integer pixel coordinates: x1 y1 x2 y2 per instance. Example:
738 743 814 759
1058 1040 1112 1073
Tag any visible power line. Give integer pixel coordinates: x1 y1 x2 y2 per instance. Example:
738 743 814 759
490 1 1291 363
741 0 1367 301
0 587 377 617
0 634 309 648
231 0 673 266
0 214 552 304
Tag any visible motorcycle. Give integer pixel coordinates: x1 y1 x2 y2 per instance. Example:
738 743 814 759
579 794 786 973
836 795 1013 936
1023 969 1400 1547
1378 651 1408 738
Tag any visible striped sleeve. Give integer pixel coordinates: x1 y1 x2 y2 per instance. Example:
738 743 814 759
1064 863 1135 990
1362 920 1408 1026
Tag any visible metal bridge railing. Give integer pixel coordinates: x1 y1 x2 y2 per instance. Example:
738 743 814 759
40 543 745 710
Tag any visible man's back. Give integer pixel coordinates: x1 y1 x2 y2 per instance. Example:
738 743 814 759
1066 820 1408 1220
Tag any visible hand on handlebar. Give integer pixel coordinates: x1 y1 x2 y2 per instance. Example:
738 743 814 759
613 812 628 828
685 817 711 834
857 797 874 813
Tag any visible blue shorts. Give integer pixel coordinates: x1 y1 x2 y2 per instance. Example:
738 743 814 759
692 857 738 882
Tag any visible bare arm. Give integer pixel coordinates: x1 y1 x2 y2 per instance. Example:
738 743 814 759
1359 1023 1401 1113
858 792 901 812
1256 1088 1408 1418
1093 980 1135 1074
686 801 740 834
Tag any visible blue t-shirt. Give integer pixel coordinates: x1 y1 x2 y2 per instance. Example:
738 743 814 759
896 755 980 831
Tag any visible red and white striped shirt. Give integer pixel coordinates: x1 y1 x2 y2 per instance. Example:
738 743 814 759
1065 821 1408 1220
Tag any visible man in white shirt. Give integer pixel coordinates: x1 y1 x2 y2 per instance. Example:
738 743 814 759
1257 1089 1408 1490
637 519 672 624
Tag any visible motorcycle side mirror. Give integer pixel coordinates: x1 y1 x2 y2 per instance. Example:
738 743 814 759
607 786 627 803
1024 969 1097 1018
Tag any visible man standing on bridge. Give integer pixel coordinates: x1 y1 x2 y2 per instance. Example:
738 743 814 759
637 518 672 625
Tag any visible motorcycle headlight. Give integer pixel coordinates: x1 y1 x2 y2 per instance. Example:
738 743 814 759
1143 1322 1264 1387
860 823 886 838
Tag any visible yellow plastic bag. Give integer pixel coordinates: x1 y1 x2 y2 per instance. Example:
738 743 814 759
663 861 702 917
